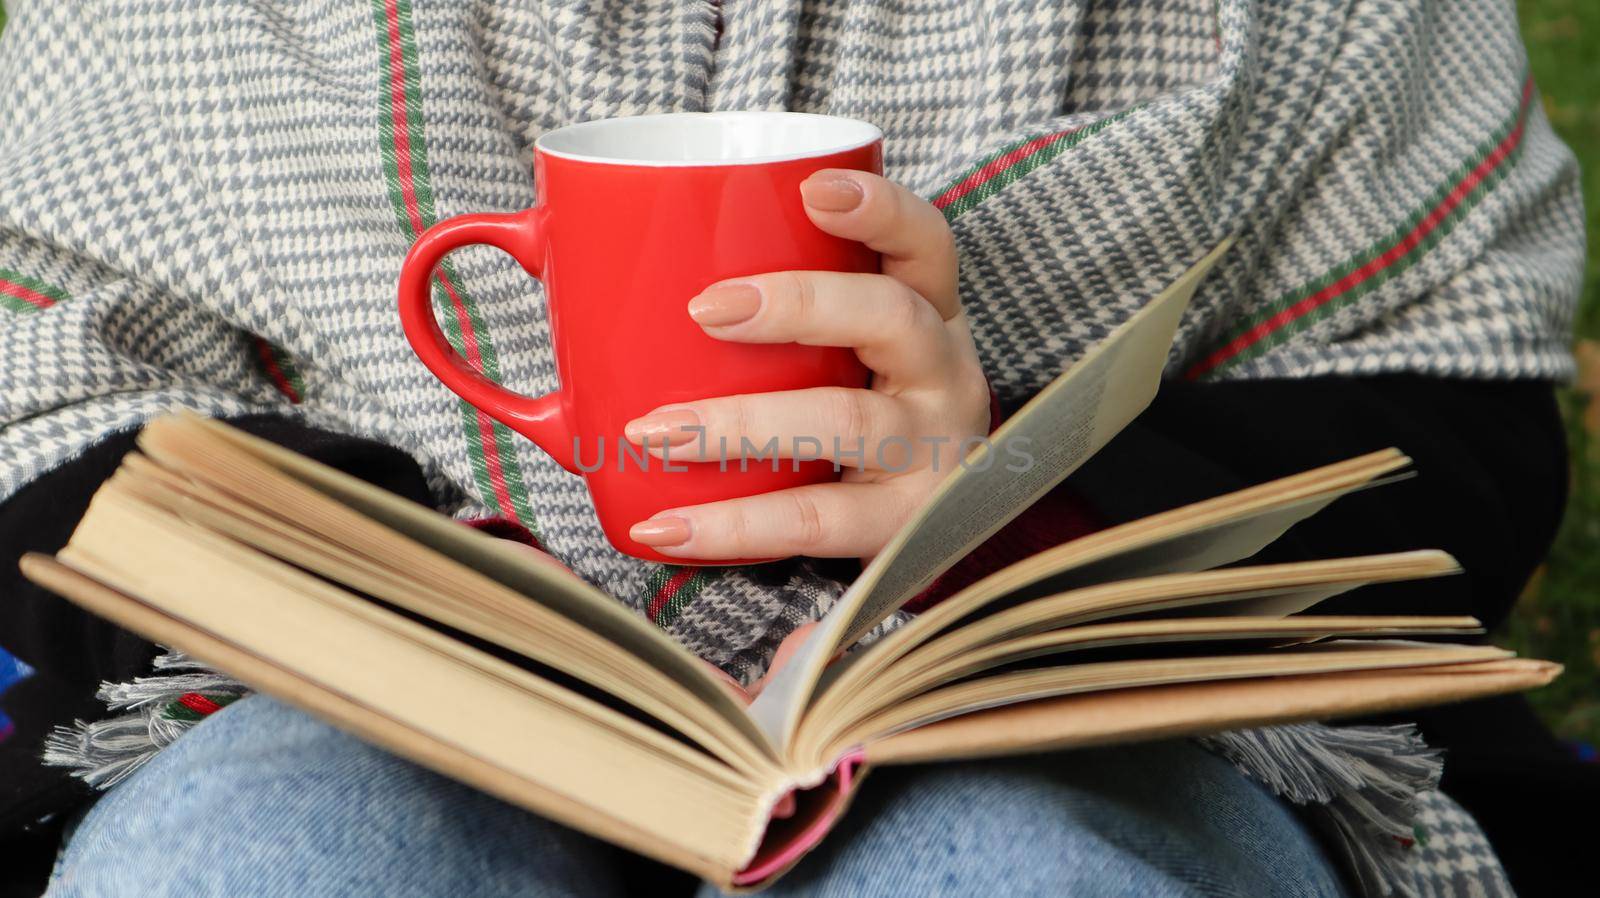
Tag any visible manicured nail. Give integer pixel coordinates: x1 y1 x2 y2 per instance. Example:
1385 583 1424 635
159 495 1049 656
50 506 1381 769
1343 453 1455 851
624 407 701 445
687 282 763 327
631 515 691 547
800 174 864 212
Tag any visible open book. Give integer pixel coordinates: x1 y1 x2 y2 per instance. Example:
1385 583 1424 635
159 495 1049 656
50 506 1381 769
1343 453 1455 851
22 240 1558 889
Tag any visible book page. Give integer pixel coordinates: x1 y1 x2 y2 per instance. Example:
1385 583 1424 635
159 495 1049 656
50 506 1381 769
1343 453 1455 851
836 450 1413 684
830 641 1513 756
750 238 1234 747
19 555 746 884
40 495 775 875
911 450 1411 620
1014 473 1414 600
111 467 775 775
137 416 772 757
854 615 1484 721
799 550 1462 737
865 658 1561 765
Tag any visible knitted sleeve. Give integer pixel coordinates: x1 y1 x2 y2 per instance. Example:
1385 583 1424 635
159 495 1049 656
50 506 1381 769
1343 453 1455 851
0 3 307 504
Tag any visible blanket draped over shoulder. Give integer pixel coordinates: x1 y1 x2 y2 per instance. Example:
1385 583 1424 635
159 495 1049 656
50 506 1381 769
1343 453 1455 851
0 4 1580 896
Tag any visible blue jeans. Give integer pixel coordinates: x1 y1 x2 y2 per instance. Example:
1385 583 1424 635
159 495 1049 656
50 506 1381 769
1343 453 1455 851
47 696 1349 897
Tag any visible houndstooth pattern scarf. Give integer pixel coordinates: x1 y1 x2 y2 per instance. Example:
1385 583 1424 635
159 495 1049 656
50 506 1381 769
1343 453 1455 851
0 0 1582 677
1 2 1577 894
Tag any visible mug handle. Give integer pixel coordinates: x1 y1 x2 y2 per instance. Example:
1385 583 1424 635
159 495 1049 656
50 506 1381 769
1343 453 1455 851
398 208 578 473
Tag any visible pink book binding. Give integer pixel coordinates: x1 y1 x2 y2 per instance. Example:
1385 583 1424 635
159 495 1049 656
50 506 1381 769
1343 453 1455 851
731 749 868 888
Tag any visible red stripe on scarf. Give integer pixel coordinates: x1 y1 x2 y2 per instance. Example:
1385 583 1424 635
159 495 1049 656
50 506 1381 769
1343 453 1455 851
177 693 224 716
382 0 518 520
254 338 303 403
647 568 698 621
1186 77 1534 379
435 269 518 516
382 1 426 236
0 279 56 310
932 130 1072 210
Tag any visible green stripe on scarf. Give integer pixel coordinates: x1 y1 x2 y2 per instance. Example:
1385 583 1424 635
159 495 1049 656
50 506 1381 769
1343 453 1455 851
1188 76 1536 379
0 267 71 312
369 0 537 528
932 109 1137 222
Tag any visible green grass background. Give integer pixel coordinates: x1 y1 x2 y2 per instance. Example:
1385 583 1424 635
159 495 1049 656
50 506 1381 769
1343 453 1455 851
1504 0 1600 744
0 2 1595 738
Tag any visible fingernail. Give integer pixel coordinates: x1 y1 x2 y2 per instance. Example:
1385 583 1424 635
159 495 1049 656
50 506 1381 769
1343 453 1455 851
800 174 863 212
624 407 701 445
631 515 691 547
688 283 763 327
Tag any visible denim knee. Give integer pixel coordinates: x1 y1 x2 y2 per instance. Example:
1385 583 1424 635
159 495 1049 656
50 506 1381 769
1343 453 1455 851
51 698 1348 898
48 695 631 898
726 741 1348 898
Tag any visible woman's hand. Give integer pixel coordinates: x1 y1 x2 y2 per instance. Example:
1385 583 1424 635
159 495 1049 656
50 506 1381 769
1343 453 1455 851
624 169 989 563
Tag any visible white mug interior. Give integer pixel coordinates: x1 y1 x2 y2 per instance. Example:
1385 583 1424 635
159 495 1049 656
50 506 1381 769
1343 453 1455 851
534 111 881 167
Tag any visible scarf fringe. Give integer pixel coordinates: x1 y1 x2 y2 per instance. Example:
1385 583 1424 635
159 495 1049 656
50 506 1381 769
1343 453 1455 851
47 655 1445 897
1201 723 1444 897
41 652 247 789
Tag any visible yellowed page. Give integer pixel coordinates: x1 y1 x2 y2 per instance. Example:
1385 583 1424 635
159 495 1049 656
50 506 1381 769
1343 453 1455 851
112 465 774 776
805 550 1460 734
937 450 1410 612
838 238 1237 644
20 555 748 885
137 415 773 758
751 238 1234 747
50 491 775 873
865 659 1561 765
820 642 1513 764
823 615 1483 736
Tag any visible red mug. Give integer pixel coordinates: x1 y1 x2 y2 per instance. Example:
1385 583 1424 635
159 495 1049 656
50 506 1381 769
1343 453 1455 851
399 112 882 562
